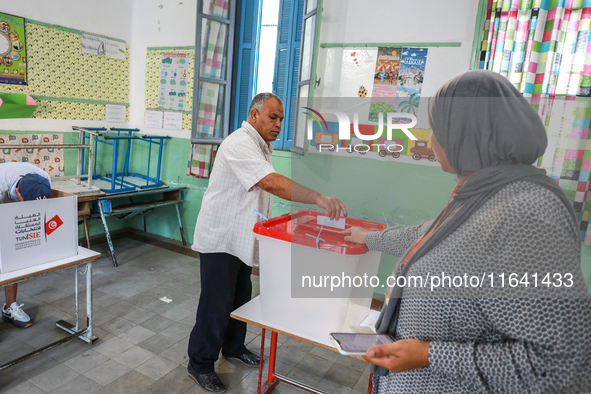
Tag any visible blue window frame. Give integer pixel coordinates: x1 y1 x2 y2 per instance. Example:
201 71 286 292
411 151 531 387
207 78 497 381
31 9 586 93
231 0 263 133
231 0 305 150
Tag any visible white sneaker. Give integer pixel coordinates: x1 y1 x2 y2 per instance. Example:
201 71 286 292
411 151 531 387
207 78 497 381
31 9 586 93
2 303 33 329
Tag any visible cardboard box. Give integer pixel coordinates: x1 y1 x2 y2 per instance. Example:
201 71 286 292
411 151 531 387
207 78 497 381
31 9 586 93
0 190 78 274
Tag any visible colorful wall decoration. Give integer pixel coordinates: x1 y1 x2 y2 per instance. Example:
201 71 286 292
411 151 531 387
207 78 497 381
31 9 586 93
0 133 65 178
369 47 428 123
158 53 189 111
145 48 194 130
0 12 27 85
368 47 401 122
0 20 129 122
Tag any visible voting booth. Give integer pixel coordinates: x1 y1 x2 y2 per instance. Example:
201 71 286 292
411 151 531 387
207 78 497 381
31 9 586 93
254 210 386 339
0 190 78 274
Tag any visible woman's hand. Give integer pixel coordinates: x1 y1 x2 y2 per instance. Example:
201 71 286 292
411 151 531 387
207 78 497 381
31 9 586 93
363 339 430 373
342 226 370 244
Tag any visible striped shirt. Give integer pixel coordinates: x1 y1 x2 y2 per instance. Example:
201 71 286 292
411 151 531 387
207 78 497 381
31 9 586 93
191 121 275 267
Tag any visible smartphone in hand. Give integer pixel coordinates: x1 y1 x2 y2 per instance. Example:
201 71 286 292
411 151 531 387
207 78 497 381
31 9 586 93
329 333 395 356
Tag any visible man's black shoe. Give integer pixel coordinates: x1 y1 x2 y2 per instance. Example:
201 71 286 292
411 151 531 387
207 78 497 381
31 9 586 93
187 363 226 393
223 349 260 366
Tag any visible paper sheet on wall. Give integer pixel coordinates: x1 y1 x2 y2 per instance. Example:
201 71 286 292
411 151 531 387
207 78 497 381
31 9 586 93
368 47 401 122
105 39 126 60
158 53 188 111
81 33 105 56
368 47 428 123
164 111 183 130
145 110 163 128
106 104 126 122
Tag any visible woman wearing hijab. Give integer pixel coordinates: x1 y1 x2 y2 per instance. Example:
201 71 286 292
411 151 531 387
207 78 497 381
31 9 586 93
343 70 591 393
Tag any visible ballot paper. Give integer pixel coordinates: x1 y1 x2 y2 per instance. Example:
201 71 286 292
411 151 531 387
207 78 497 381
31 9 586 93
317 216 346 229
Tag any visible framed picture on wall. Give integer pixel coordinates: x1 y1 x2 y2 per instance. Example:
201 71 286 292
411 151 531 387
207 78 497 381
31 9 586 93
0 12 27 85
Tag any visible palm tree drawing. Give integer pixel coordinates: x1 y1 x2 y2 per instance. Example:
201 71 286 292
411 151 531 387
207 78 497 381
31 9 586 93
397 93 420 116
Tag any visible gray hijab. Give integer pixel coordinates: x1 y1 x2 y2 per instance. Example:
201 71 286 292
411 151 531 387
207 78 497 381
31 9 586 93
371 70 579 376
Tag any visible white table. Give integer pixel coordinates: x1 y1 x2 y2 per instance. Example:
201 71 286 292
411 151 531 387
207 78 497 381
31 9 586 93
0 247 101 371
231 296 378 394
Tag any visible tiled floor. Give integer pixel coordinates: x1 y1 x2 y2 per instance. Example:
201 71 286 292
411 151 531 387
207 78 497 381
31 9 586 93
0 234 372 394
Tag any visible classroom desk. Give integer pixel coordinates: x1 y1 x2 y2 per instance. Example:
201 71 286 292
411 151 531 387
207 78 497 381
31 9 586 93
0 247 102 371
231 296 374 394
79 186 186 267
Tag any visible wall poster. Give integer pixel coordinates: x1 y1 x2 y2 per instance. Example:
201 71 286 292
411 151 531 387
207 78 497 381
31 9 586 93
368 47 401 122
158 53 188 111
369 47 428 123
0 12 27 85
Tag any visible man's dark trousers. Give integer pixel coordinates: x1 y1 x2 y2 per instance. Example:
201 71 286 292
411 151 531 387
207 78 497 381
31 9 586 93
188 252 253 374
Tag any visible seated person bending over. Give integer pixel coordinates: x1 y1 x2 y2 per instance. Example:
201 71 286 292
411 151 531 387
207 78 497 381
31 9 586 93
0 162 52 329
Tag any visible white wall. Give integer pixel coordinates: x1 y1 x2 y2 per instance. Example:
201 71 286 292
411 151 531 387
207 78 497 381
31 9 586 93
3 0 478 135
317 0 480 97
1 0 134 133
128 0 197 138
2 0 134 41
315 0 481 128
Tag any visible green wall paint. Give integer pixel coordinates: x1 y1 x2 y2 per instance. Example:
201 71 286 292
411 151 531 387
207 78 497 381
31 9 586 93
4 131 588 292
125 136 591 293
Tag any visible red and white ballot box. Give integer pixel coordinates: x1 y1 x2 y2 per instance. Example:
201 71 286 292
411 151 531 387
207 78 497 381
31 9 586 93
253 210 386 339
0 190 78 274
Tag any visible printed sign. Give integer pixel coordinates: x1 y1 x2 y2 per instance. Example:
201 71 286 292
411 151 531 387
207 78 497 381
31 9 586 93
368 47 401 122
145 110 163 128
106 104 126 122
164 111 183 130
158 53 188 110
0 12 27 85
0 196 77 274
105 39 126 60
81 33 106 56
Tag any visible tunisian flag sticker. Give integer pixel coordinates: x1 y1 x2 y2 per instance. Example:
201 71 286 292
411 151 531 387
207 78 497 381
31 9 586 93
46 215 64 235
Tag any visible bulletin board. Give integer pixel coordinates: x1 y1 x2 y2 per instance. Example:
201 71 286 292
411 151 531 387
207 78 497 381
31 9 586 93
0 20 129 122
145 48 194 130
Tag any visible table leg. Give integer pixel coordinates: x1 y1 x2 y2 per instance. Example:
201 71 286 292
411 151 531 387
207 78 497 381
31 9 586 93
257 328 266 394
55 262 98 345
258 329 279 394
83 215 90 248
85 262 95 341
74 267 79 331
175 202 187 246
98 200 118 267
268 332 278 383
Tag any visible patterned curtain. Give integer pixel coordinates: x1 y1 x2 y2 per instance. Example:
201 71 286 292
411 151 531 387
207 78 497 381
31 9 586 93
189 0 230 179
478 0 591 244
187 144 218 179
196 0 228 138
